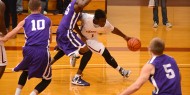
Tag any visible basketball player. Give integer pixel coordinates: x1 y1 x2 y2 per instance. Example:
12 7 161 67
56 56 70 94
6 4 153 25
0 0 7 79
55 0 92 86
0 0 52 95
52 9 132 86
120 37 182 95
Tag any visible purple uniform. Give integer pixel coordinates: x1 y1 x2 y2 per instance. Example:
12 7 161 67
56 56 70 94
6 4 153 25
56 0 85 56
13 14 52 80
149 54 182 95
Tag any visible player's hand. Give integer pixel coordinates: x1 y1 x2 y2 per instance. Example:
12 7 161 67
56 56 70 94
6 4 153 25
124 36 132 42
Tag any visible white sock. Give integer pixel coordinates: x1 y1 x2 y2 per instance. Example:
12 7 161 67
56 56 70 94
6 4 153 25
30 91 37 95
74 50 80 57
15 88 22 95
75 74 81 78
116 66 121 71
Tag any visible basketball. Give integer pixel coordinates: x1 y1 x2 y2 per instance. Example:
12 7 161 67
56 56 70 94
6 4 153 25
127 38 141 51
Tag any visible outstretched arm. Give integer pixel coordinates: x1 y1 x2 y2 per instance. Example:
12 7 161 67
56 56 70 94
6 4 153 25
0 20 25 42
112 27 131 41
119 63 154 95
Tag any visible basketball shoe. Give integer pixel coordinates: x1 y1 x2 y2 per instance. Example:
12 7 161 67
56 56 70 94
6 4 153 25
70 53 80 67
71 76 90 86
119 67 131 78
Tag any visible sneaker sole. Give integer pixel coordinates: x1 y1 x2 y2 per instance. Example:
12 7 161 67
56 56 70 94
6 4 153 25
71 82 90 86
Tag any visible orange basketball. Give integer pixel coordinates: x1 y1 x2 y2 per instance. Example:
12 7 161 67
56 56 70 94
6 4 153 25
127 38 141 51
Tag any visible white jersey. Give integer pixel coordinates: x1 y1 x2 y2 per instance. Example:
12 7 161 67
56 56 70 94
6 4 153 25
79 13 114 54
80 13 114 40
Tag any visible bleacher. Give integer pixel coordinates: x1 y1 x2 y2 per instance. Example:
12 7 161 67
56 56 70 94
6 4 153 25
17 0 107 33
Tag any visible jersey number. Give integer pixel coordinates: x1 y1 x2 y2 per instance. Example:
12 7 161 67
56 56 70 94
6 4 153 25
31 19 45 31
65 4 71 15
163 63 175 79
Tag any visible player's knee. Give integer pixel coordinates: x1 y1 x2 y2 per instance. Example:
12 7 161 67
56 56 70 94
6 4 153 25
54 50 65 60
80 49 92 56
79 46 89 54
35 79 51 93
102 48 112 58
18 71 28 86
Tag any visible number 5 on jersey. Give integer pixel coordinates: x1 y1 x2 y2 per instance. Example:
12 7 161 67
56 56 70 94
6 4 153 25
163 63 176 79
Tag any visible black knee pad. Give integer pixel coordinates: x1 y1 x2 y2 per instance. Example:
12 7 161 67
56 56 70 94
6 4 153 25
54 50 65 60
35 79 51 93
102 48 118 68
79 50 92 71
18 71 28 86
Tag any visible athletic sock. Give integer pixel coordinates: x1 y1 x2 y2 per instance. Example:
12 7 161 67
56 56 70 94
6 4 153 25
15 88 22 95
29 91 37 95
75 74 81 78
116 66 121 71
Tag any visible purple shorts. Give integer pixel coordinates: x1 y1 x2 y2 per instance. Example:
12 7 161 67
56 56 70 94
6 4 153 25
56 29 85 56
13 46 52 80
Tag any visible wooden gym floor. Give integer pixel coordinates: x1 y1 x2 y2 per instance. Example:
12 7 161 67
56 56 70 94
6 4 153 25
0 6 190 95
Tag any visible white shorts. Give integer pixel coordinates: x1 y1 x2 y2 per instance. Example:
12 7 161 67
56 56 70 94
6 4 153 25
86 39 105 55
0 41 7 66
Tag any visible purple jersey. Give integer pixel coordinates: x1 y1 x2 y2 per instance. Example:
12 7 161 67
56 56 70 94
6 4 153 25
149 54 182 95
57 0 80 31
24 14 51 48
13 13 52 80
56 0 85 56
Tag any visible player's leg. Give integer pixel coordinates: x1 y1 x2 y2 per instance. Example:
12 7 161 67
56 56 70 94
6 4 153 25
0 66 6 79
28 47 52 94
71 49 92 86
87 40 131 78
30 79 51 95
50 49 65 65
0 42 7 79
15 71 28 95
102 48 131 77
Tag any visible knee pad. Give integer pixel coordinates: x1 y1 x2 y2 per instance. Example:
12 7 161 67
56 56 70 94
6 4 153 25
35 79 51 93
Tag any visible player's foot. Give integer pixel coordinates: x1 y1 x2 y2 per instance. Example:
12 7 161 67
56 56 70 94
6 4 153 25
165 22 172 28
70 53 80 67
153 22 158 28
71 76 90 86
119 67 131 78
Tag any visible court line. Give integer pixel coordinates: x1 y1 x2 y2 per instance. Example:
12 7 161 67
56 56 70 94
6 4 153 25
4 63 190 73
4 46 190 52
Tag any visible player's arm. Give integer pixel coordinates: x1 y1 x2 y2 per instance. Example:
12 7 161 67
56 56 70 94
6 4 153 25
74 23 82 37
119 63 154 95
75 0 91 13
112 27 131 41
74 23 87 42
0 20 25 42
